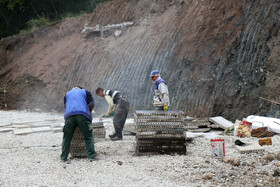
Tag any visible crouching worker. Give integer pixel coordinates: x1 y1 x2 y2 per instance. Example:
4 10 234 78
96 87 129 141
61 87 98 162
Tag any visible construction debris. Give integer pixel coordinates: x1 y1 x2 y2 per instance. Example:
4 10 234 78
259 138 272 146
235 142 265 154
209 116 234 129
247 115 280 133
31 126 52 133
134 110 186 155
186 132 218 139
210 139 225 158
184 118 211 132
0 128 13 133
252 127 275 138
13 128 33 135
236 121 252 137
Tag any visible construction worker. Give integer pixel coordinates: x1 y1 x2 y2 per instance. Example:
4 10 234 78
149 70 170 111
96 87 129 141
61 87 98 162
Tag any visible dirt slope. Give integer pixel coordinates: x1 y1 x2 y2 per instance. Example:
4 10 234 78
0 0 279 120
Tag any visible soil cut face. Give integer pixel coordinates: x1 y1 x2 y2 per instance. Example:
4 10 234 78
0 0 280 120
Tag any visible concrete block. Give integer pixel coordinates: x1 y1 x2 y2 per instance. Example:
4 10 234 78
13 128 33 135
186 128 211 132
12 124 32 128
0 128 14 133
23 120 45 124
32 127 52 133
0 124 12 127
51 123 64 128
11 122 26 125
31 123 52 127
209 116 233 129
53 127 62 133
236 142 265 153
44 119 62 122
92 119 104 127
125 118 135 125
135 110 184 116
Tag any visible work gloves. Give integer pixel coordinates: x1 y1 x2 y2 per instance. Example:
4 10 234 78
164 105 168 111
105 112 114 118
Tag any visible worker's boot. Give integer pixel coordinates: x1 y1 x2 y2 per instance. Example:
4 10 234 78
110 135 122 141
109 133 117 139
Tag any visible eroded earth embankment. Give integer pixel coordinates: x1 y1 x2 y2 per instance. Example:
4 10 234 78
0 0 279 120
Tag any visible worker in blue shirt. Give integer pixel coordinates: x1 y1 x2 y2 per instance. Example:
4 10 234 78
61 87 98 162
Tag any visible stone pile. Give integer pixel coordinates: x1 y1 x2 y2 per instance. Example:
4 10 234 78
70 120 105 158
134 110 186 155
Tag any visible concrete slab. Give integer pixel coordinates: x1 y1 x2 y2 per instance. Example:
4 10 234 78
236 142 265 154
0 123 9 127
0 128 14 133
32 127 52 133
52 123 64 128
11 122 29 125
125 119 135 124
0 124 12 128
186 128 211 132
30 123 52 127
12 124 32 128
209 116 233 129
23 120 45 124
123 126 137 135
100 119 113 123
44 119 63 122
135 110 184 116
53 127 62 133
13 128 33 135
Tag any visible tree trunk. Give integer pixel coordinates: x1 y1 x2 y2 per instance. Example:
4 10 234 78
31 3 40 18
50 0 58 16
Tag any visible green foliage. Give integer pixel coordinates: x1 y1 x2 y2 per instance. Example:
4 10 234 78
0 0 111 39
26 15 51 28
96 0 111 3
0 0 25 11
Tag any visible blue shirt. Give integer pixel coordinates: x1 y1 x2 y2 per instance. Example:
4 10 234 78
64 89 94 121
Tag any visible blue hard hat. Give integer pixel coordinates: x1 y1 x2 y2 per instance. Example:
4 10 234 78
148 70 160 77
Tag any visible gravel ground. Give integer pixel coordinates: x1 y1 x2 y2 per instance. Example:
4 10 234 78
1 110 280 186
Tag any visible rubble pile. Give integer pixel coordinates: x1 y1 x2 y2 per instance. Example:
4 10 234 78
134 110 186 155
70 120 105 158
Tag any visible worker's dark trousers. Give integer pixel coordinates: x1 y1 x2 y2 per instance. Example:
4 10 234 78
155 106 164 111
113 98 129 138
61 114 96 161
